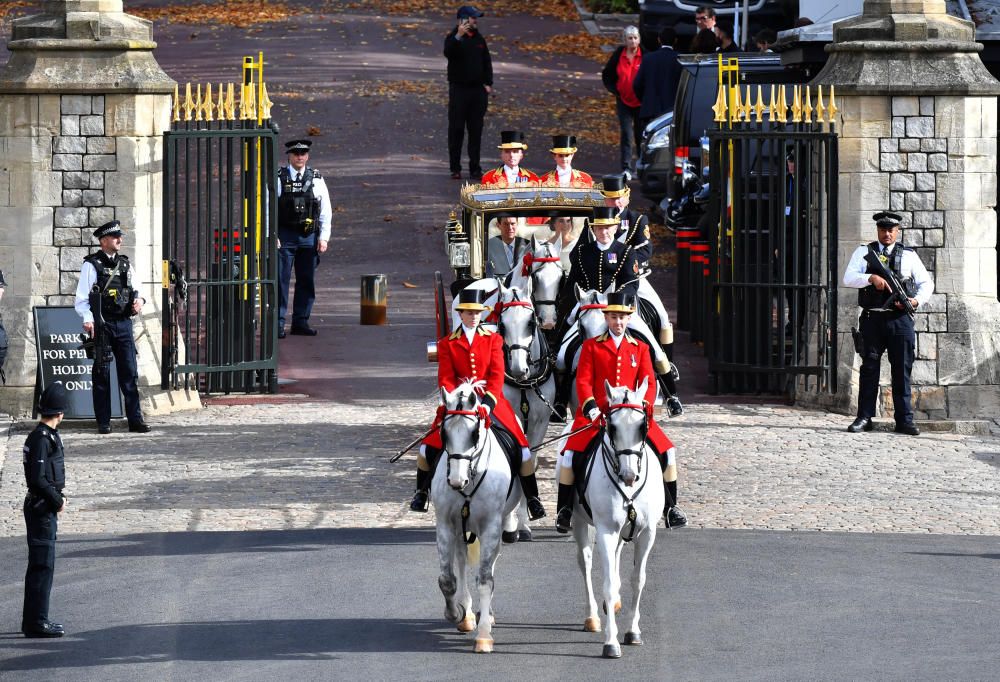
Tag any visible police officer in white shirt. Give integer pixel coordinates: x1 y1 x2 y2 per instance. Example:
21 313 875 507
842 211 934 435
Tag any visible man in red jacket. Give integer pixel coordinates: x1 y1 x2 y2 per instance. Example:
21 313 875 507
409 289 546 520
480 131 539 186
555 292 687 532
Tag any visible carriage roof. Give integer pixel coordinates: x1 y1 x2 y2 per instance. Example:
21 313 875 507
458 183 605 218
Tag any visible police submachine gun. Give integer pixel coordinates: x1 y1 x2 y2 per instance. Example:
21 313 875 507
862 246 916 318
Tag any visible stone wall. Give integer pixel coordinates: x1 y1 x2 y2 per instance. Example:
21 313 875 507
828 93 1000 421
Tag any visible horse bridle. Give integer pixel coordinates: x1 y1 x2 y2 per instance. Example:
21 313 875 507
605 402 650 468
496 298 554 385
521 251 563 312
441 408 487 490
598 401 651 544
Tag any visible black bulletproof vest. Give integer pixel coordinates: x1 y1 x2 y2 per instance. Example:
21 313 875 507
857 241 916 309
278 166 321 233
85 251 133 318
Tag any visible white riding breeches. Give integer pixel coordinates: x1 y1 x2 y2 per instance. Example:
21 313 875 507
637 278 670 329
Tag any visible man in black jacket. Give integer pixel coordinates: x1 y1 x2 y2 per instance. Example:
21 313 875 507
632 26 682 130
444 5 493 180
22 382 69 638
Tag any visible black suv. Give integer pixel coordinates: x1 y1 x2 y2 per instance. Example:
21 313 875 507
638 0 797 49
637 53 809 206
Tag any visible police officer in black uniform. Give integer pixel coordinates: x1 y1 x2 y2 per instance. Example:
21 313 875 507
22 382 69 638
842 211 934 435
277 139 332 338
74 221 151 434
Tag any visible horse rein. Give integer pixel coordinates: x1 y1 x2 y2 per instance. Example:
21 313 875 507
442 407 493 545
598 402 652 543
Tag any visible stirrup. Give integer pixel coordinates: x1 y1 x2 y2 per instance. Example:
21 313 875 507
526 496 546 521
555 507 573 533
409 490 429 513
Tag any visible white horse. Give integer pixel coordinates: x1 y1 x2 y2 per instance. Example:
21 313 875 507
508 237 564 331
559 378 665 659
556 286 610 415
496 282 556 542
432 381 522 654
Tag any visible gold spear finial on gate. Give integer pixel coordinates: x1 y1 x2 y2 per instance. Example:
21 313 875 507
767 85 777 123
753 85 765 123
732 84 743 123
182 83 196 122
712 83 728 123
827 85 839 123
194 84 203 122
803 85 814 124
791 85 803 123
216 83 227 122
776 84 788 123
815 85 827 125
200 83 215 121
172 83 180 122
260 81 274 120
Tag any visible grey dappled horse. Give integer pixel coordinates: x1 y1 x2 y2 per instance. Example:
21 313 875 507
557 378 665 659
508 237 564 332
432 381 522 653
496 282 556 540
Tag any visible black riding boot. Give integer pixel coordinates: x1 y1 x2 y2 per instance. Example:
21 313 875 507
520 473 547 520
409 468 432 512
664 479 687 528
658 371 684 417
555 483 575 533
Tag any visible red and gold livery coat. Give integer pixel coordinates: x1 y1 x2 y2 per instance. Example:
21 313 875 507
538 169 594 187
480 167 540 186
563 332 673 454
422 326 529 450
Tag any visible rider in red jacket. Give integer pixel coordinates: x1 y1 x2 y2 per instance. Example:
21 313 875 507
556 292 687 533
409 289 546 521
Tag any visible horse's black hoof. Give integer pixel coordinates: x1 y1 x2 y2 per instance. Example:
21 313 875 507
624 631 642 646
501 530 519 544
602 643 622 659
517 529 532 542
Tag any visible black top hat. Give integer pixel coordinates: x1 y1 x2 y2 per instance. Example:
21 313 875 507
591 206 620 226
498 130 528 150
285 139 312 153
600 173 629 198
457 5 484 19
549 135 578 154
38 381 69 417
873 211 902 229
456 288 489 311
93 220 124 239
604 291 636 314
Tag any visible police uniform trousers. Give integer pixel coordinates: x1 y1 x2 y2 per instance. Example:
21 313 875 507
22 497 57 627
94 316 142 426
857 309 915 424
448 84 488 176
277 229 318 330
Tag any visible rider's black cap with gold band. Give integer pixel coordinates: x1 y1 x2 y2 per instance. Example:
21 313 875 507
600 173 629 198
549 134 577 154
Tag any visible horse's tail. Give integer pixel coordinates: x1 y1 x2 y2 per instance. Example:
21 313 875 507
467 536 481 565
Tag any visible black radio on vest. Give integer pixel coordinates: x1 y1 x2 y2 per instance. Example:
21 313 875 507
857 241 915 310
83 252 135 319
278 167 322 235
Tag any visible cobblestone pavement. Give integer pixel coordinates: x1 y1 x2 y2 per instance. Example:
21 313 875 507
3 400 998 538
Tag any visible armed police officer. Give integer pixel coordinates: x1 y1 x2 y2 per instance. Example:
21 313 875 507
277 139 333 338
74 221 151 435
842 211 933 436
22 382 69 638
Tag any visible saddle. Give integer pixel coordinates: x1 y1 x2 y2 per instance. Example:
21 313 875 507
571 430 605 520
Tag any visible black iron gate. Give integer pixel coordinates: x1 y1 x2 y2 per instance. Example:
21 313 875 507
162 67 279 394
703 79 839 395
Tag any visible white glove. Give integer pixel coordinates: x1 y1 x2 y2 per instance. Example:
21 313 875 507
587 407 601 422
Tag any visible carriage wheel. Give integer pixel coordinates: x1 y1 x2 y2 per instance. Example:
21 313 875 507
434 271 449 339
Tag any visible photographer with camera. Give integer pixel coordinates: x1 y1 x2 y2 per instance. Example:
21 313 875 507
276 138 332 338
74 221 150 435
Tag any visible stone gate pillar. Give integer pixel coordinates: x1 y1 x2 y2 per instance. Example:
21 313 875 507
0 0 199 416
803 0 1000 422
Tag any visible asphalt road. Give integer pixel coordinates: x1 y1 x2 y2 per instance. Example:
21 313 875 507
1 528 999 680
